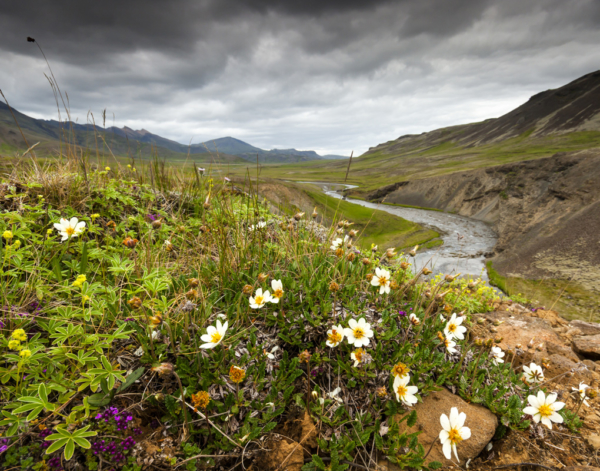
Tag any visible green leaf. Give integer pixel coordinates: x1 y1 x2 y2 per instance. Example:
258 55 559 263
79 242 88 275
46 438 69 455
406 410 418 428
117 367 145 393
64 440 75 460
428 461 443 469
311 455 326 470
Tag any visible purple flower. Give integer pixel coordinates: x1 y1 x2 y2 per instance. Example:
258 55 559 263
146 214 157 222
398 310 407 317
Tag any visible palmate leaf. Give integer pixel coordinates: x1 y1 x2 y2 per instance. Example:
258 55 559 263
45 424 97 461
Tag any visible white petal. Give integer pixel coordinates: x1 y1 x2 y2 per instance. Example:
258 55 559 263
371 277 380 287
348 319 358 329
549 412 563 423
523 406 538 416
449 407 459 427
442 441 452 460
453 443 460 462
552 401 565 412
457 412 467 428
460 426 471 440
221 321 229 334
537 391 546 406
440 413 450 431
528 395 540 409
546 393 557 405
200 343 215 349
69 217 78 227
541 417 552 429
439 430 449 443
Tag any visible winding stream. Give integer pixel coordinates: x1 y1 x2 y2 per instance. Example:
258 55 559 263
299 182 498 281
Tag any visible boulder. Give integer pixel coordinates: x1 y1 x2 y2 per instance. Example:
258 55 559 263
586 434 600 451
570 320 600 336
546 341 580 362
531 309 568 328
395 388 497 466
572 334 600 360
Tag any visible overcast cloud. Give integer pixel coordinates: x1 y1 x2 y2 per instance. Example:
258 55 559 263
1 0 599 155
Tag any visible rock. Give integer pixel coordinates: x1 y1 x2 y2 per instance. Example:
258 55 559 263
395 388 497 466
532 309 568 327
572 334 600 360
586 434 600 451
546 341 580 362
570 320 600 336
583 359 598 371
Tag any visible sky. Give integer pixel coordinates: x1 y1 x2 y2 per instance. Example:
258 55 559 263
1 0 600 156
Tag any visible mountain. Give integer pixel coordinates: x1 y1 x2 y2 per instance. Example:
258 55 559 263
0 102 332 163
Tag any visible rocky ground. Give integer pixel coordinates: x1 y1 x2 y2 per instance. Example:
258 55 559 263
250 302 600 471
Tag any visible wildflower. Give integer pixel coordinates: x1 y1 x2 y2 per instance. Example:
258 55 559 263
408 245 418 257
298 350 312 363
330 236 348 251
439 408 471 462
91 214 100 220
522 362 544 384
523 391 565 429
347 252 356 262
148 314 163 328
348 229 358 238
392 362 410 378
152 219 162 229
326 325 344 348
12 328 27 341
572 382 590 407
312 207 318 219
224 177 231 183
188 278 199 287
105 167 111 171
293 212 305 220
164 240 173 251
312 391 319 400
327 387 344 404
186 289 198 300
270 279 284 303
229 365 246 383
351 348 365 367
263 346 279 359
151 363 174 376
46 228 53 237
443 313 466 340
361 258 371 266
344 318 374 348
385 247 397 259
8 339 21 350
53 217 86 241
258 273 269 283
371 243 378 253
409 313 421 326
400 261 410 270
19 349 32 358
329 281 340 292
191 391 211 410
444 337 458 354
371 267 391 294
242 284 253 295
249 288 272 309
72 274 87 288
128 296 143 310
197 167 205 175
423 267 432 275
490 346 505 364
2 230 13 240
106 220 117 230
200 319 228 349
11 240 21 249
377 387 388 398
393 374 418 406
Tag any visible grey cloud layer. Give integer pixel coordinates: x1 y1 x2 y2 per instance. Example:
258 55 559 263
1 0 599 155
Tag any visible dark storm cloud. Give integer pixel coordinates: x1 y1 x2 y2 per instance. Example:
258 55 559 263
1 0 599 155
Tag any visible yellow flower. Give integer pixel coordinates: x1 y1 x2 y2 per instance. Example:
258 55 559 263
91 214 100 220
82 295 91 303
229 366 246 383
2 230 13 240
191 391 211 410
12 240 21 248
47 229 54 236
8 340 21 350
72 274 87 288
105 167 111 171
19 349 32 358
127 164 131 168
132 168 136 172
12 329 27 342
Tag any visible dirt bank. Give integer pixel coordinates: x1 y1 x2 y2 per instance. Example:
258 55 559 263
362 149 600 319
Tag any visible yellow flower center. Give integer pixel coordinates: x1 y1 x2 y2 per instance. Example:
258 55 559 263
393 363 409 377
396 384 408 398
328 330 342 344
353 327 365 339
379 276 388 285
448 323 457 333
448 428 463 444
210 332 222 344
354 349 364 362
65 226 75 236
273 289 283 299
254 295 264 305
538 404 553 418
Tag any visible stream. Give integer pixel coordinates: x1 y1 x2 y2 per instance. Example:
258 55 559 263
298 182 498 281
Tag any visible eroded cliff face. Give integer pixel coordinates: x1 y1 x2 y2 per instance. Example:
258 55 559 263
365 150 600 297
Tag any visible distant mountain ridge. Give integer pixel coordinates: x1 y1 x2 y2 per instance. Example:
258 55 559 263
0 101 345 163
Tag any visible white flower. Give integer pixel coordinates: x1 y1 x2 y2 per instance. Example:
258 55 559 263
409 313 420 326
444 337 458 354
264 346 279 360
490 346 505 365
344 318 374 348
393 374 418 406
249 288 272 309
439 408 471 462
197 167 205 174
330 235 349 251
572 382 590 407
250 221 267 231
326 324 345 348
328 387 344 404
523 391 565 429
151 330 160 340
443 313 467 340
53 217 86 241
350 348 365 367
522 362 544 384
371 267 391 294
200 320 228 349
270 279 284 303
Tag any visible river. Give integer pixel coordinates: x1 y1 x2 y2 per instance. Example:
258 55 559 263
298 181 498 281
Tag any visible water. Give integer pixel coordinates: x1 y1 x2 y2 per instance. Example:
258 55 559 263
302 182 498 281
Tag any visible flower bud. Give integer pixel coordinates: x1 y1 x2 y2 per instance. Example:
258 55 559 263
385 248 397 259
493 320 504 327
122 237 139 249
258 273 269 283
152 362 174 376
348 229 358 238
376 387 387 398
329 281 340 292
371 244 378 253
152 219 162 229
474 338 483 347
347 252 356 262
477 318 486 324
361 258 371 266
311 391 319 400
188 278 199 287
294 212 305 221
164 240 173 251
588 389 598 399
390 281 399 290
335 248 344 258
311 207 318 219
287 223 294 231
107 220 117 230
535 343 544 352
243 284 253 295
515 343 522 349
484 338 493 348
445 274 456 282
494 336 503 344
408 245 418 257
422 267 432 275
128 296 143 310
366 274 373 282
400 262 410 270
298 350 312 363
186 289 198 300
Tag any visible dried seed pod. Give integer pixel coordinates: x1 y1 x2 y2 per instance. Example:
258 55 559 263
494 336 503 344
188 278 199 288
298 350 312 363
400 262 410 270
477 318 486 324
329 281 340 292
122 237 139 249
347 252 356 262
408 245 419 257
128 296 143 310
385 248 397 259
186 289 198 300
152 362 174 376
258 273 269 283
335 248 344 258
311 207 318 219
366 274 373 282
361 258 371 266
348 229 358 238
423 267 432 275
294 212 305 221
